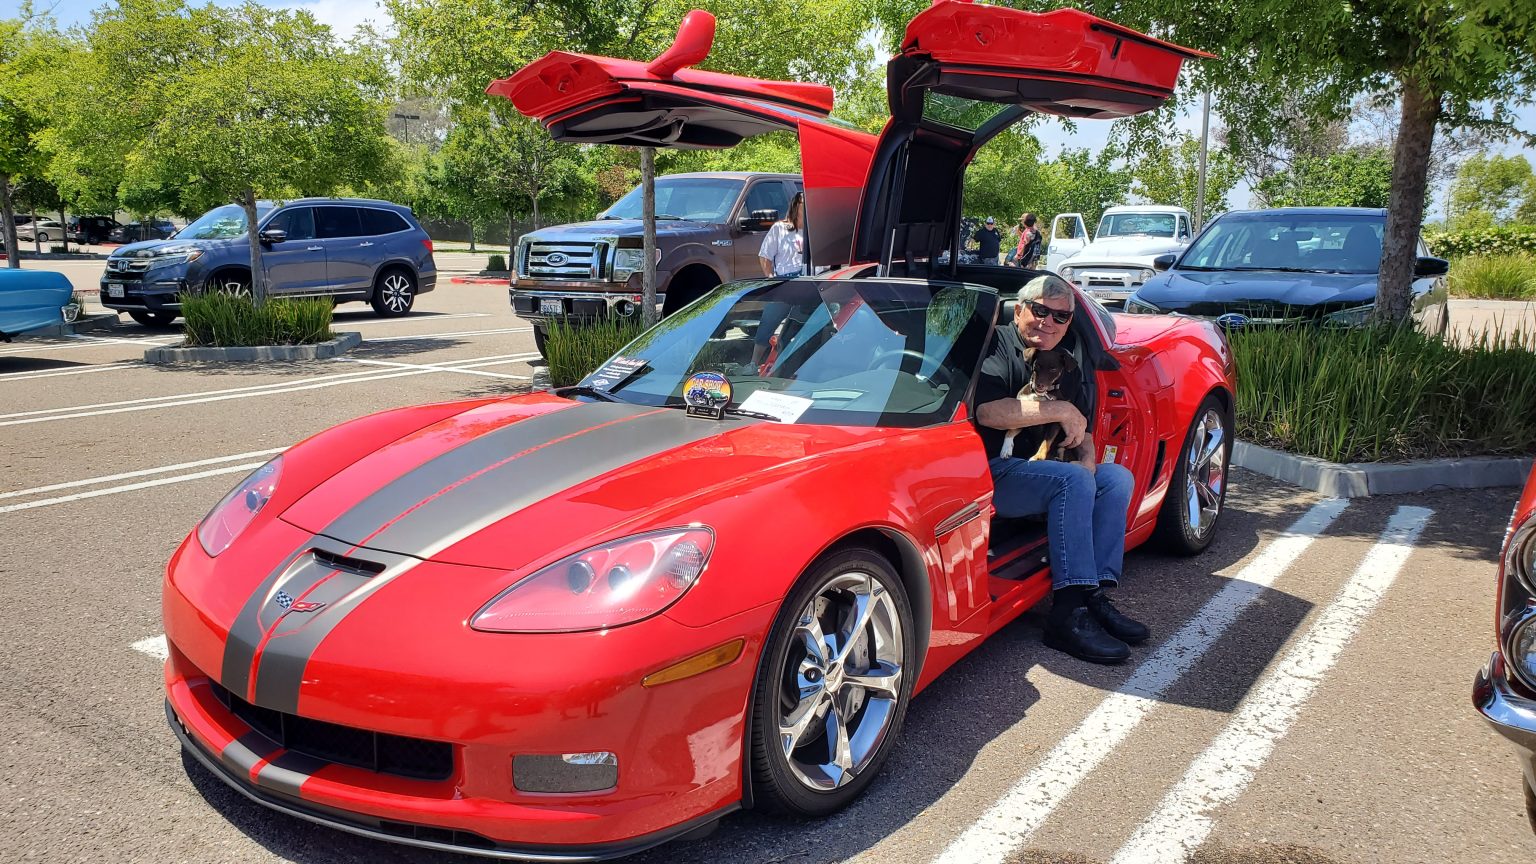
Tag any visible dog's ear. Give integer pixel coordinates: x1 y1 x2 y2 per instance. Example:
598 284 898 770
1058 351 1079 373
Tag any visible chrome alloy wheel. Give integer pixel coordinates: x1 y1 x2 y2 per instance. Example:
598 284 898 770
778 571 904 791
1184 407 1228 538
380 272 413 313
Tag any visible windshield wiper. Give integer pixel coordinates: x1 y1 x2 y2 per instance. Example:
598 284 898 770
557 385 627 403
722 406 784 422
1228 266 1329 273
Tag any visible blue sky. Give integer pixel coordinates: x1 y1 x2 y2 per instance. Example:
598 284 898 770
9 0 1533 215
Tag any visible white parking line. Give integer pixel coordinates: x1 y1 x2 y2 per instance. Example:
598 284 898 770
342 357 532 380
0 462 269 514
132 635 169 661
1109 506 1432 864
0 352 537 427
0 447 287 500
342 312 491 327
0 361 138 381
0 334 173 356
367 326 532 342
929 497 1350 864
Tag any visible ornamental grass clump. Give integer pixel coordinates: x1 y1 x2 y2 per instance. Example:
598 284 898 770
1448 254 1536 300
180 292 334 347
1232 324 1536 462
544 317 646 387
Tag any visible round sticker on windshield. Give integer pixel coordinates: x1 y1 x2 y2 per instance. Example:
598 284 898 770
683 371 732 419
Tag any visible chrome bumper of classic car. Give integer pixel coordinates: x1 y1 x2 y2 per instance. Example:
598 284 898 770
509 288 665 327
1058 266 1155 303
1475 652 1536 777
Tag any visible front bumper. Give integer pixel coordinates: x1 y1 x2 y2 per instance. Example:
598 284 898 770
509 288 664 328
100 275 187 311
1474 652 1536 789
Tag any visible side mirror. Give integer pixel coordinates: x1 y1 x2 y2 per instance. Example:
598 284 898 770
1414 256 1449 278
738 208 779 232
1152 253 1177 272
259 228 287 244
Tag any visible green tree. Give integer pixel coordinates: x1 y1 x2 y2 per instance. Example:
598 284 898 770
0 13 65 265
109 3 393 304
1449 153 1536 227
1254 147 1395 209
1057 0 1536 323
1131 133 1242 218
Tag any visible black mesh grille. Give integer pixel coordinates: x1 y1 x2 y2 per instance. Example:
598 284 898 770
209 681 454 781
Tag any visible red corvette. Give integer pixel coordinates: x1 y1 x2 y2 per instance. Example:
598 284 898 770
163 3 1233 859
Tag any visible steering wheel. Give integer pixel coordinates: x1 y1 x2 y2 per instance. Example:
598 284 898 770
869 348 963 391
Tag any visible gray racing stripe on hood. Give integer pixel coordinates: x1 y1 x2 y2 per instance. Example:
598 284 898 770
250 403 754 715
321 401 643 546
220 546 320 702
360 406 753 559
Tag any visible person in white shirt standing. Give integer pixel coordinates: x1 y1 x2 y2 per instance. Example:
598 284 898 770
752 192 806 366
757 191 805 277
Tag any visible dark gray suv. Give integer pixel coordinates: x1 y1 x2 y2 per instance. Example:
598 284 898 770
101 198 437 326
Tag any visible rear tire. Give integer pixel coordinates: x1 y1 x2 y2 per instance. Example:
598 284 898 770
128 309 177 327
749 548 914 817
371 268 416 317
1153 393 1232 555
533 326 549 358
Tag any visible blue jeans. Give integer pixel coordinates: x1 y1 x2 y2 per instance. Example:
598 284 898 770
989 458 1134 590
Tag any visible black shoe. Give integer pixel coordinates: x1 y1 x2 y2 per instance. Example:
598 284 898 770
1043 606 1130 664
1086 590 1150 645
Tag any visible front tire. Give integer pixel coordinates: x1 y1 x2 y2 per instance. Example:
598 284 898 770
1153 393 1233 555
206 273 251 297
750 548 914 817
371 268 416 317
533 325 549 358
127 309 177 327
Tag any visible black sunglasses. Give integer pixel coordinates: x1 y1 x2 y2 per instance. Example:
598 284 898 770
1026 300 1073 325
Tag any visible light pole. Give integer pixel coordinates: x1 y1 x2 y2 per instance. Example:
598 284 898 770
1195 91 1211 229
393 112 421 145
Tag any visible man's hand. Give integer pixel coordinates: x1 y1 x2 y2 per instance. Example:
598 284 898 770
1050 401 1088 448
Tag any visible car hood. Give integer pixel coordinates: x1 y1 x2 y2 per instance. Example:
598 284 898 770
522 219 717 243
278 395 898 571
1138 268 1378 309
1068 236 1184 264
111 236 238 258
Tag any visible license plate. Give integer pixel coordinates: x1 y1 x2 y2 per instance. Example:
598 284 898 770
106 283 125 298
539 298 563 316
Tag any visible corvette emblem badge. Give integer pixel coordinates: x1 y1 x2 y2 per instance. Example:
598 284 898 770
274 590 294 609
273 590 325 613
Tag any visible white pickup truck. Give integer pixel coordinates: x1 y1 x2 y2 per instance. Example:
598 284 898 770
1045 205 1195 304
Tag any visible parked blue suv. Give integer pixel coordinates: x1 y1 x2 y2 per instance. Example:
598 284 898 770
100 198 437 326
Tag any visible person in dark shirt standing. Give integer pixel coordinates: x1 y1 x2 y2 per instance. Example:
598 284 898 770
973 216 1002 264
973 273 1143 664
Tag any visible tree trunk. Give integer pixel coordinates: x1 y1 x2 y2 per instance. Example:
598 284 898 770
1376 76 1441 325
57 208 69 253
0 175 18 268
242 189 266 308
507 210 516 256
641 146 658 327
30 206 40 255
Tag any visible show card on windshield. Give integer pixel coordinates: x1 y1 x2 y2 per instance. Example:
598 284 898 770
738 390 813 423
588 356 647 391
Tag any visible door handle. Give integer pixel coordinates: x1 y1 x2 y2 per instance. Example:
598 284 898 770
306 245 323 251
358 241 374 247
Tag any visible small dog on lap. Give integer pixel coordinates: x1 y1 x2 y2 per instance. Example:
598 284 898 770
999 347 1083 462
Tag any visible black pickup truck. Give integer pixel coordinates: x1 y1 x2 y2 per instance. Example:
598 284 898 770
511 171 801 354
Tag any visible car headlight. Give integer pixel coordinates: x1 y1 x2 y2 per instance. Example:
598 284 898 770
471 527 714 633
1138 268 1156 283
1323 304 1374 327
197 457 282 557
1059 266 1076 280
612 248 647 282
1124 296 1161 314
1507 606 1536 691
1510 518 1536 597
148 246 204 268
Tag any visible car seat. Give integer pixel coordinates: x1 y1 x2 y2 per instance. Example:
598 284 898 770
1339 226 1382 271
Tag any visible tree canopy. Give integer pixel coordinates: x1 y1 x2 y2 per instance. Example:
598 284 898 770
1448 153 1536 228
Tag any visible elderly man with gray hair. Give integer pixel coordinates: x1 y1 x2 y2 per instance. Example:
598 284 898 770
973 274 1141 664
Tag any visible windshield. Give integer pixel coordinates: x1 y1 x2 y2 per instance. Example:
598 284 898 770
177 204 275 240
603 177 745 222
575 278 998 428
1180 213 1385 273
1098 212 1177 238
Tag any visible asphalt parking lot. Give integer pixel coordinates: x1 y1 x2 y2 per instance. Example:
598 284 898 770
1 276 1532 864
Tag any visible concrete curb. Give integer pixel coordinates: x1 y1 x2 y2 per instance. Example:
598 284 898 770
1234 440 1534 497
144 331 361 364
